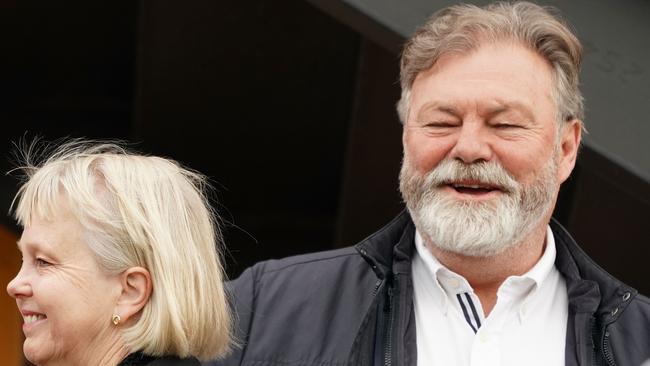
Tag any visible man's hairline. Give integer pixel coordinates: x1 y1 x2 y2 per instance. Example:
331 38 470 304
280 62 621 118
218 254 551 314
399 38 576 129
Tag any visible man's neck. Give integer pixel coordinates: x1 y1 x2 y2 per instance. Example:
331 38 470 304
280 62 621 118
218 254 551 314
424 224 548 316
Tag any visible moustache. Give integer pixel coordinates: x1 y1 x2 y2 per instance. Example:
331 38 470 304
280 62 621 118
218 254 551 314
423 159 519 194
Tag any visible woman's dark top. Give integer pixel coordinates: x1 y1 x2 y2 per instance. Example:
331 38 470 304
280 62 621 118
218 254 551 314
119 351 200 366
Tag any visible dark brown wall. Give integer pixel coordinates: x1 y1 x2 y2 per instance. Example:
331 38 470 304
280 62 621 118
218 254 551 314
132 0 363 276
335 39 403 246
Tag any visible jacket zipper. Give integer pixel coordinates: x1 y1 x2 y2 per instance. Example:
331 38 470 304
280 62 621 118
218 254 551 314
372 279 382 296
384 277 394 366
602 331 616 366
590 317 598 366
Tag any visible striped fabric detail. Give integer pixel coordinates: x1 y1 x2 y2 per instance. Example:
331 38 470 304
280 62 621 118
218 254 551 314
456 292 482 333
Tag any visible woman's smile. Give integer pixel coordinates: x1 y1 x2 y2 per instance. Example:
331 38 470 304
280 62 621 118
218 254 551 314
21 310 47 332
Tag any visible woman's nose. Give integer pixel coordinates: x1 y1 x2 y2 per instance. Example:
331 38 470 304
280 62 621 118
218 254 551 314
7 266 31 299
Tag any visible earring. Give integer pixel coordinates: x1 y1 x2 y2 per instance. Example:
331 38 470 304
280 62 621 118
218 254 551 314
112 314 121 326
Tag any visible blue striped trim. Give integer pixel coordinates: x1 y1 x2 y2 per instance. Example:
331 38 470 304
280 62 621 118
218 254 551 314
465 293 482 329
456 293 477 333
456 292 482 333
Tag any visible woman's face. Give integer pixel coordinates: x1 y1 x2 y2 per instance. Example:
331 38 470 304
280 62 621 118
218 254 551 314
7 205 122 365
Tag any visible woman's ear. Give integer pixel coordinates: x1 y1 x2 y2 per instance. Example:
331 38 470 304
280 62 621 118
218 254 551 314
114 266 152 324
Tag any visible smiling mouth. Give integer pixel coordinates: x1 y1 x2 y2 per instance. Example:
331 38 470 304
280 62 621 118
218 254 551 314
445 181 503 195
23 314 47 324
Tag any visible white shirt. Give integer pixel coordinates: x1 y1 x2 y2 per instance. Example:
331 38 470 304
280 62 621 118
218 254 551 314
413 226 568 366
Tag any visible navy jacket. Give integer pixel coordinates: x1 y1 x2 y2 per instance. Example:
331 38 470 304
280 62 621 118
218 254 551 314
210 211 650 366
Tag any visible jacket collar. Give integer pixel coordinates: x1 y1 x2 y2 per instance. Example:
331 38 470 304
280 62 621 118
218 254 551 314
356 211 637 321
355 210 414 279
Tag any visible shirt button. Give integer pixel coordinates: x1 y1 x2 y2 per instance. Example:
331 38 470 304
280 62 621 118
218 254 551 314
479 333 489 343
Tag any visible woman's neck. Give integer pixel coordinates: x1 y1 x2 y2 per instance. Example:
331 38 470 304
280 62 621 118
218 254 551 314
49 329 129 366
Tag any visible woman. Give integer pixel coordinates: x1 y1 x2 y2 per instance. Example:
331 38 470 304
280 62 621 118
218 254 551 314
6 140 232 365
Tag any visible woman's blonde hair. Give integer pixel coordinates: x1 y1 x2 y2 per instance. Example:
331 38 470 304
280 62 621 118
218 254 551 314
11 139 232 361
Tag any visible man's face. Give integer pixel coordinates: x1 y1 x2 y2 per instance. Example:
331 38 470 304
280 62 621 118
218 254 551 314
400 41 580 256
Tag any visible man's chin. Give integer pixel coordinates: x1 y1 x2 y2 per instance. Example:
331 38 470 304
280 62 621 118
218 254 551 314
429 238 515 258
411 203 522 258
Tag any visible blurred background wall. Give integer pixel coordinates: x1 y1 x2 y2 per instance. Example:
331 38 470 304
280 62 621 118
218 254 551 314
1 1 648 364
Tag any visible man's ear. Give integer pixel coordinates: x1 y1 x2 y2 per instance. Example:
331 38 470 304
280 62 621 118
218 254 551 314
114 266 152 324
557 118 582 184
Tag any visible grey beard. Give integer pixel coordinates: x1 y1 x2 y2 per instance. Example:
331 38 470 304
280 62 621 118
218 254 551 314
399 157 557 257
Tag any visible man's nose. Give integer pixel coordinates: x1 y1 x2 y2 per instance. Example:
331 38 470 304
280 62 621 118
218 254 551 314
448 122 493 164
7 266 31 299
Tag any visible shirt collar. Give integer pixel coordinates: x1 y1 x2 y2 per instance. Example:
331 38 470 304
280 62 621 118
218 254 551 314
414 230 471 315
413 226 558 320
516 225 557 287
503 225 558 322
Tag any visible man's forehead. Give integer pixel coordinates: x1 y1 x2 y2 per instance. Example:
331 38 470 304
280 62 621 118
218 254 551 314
418 98 532 113
415 41 552 81
409 44 554 117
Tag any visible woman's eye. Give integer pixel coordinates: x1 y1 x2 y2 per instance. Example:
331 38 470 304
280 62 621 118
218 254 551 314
35 258 52 267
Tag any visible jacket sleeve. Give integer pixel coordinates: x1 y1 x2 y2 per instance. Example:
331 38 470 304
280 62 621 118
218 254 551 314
202 266 257 366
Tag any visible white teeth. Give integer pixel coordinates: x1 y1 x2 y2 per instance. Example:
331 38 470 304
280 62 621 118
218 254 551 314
454 184 485 189
24 314 45 323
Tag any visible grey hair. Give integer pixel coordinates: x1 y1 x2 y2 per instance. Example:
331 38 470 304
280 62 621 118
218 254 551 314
11 139 233 361
397 1 584 126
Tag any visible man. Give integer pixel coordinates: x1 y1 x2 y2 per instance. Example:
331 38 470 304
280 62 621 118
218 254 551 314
210 2 650 365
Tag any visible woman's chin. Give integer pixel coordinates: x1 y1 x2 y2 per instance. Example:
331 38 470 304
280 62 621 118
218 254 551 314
23 337 52 366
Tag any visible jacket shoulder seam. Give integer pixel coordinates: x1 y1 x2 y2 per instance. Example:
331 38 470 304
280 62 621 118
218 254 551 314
259 250 360 275
632 293 650 306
